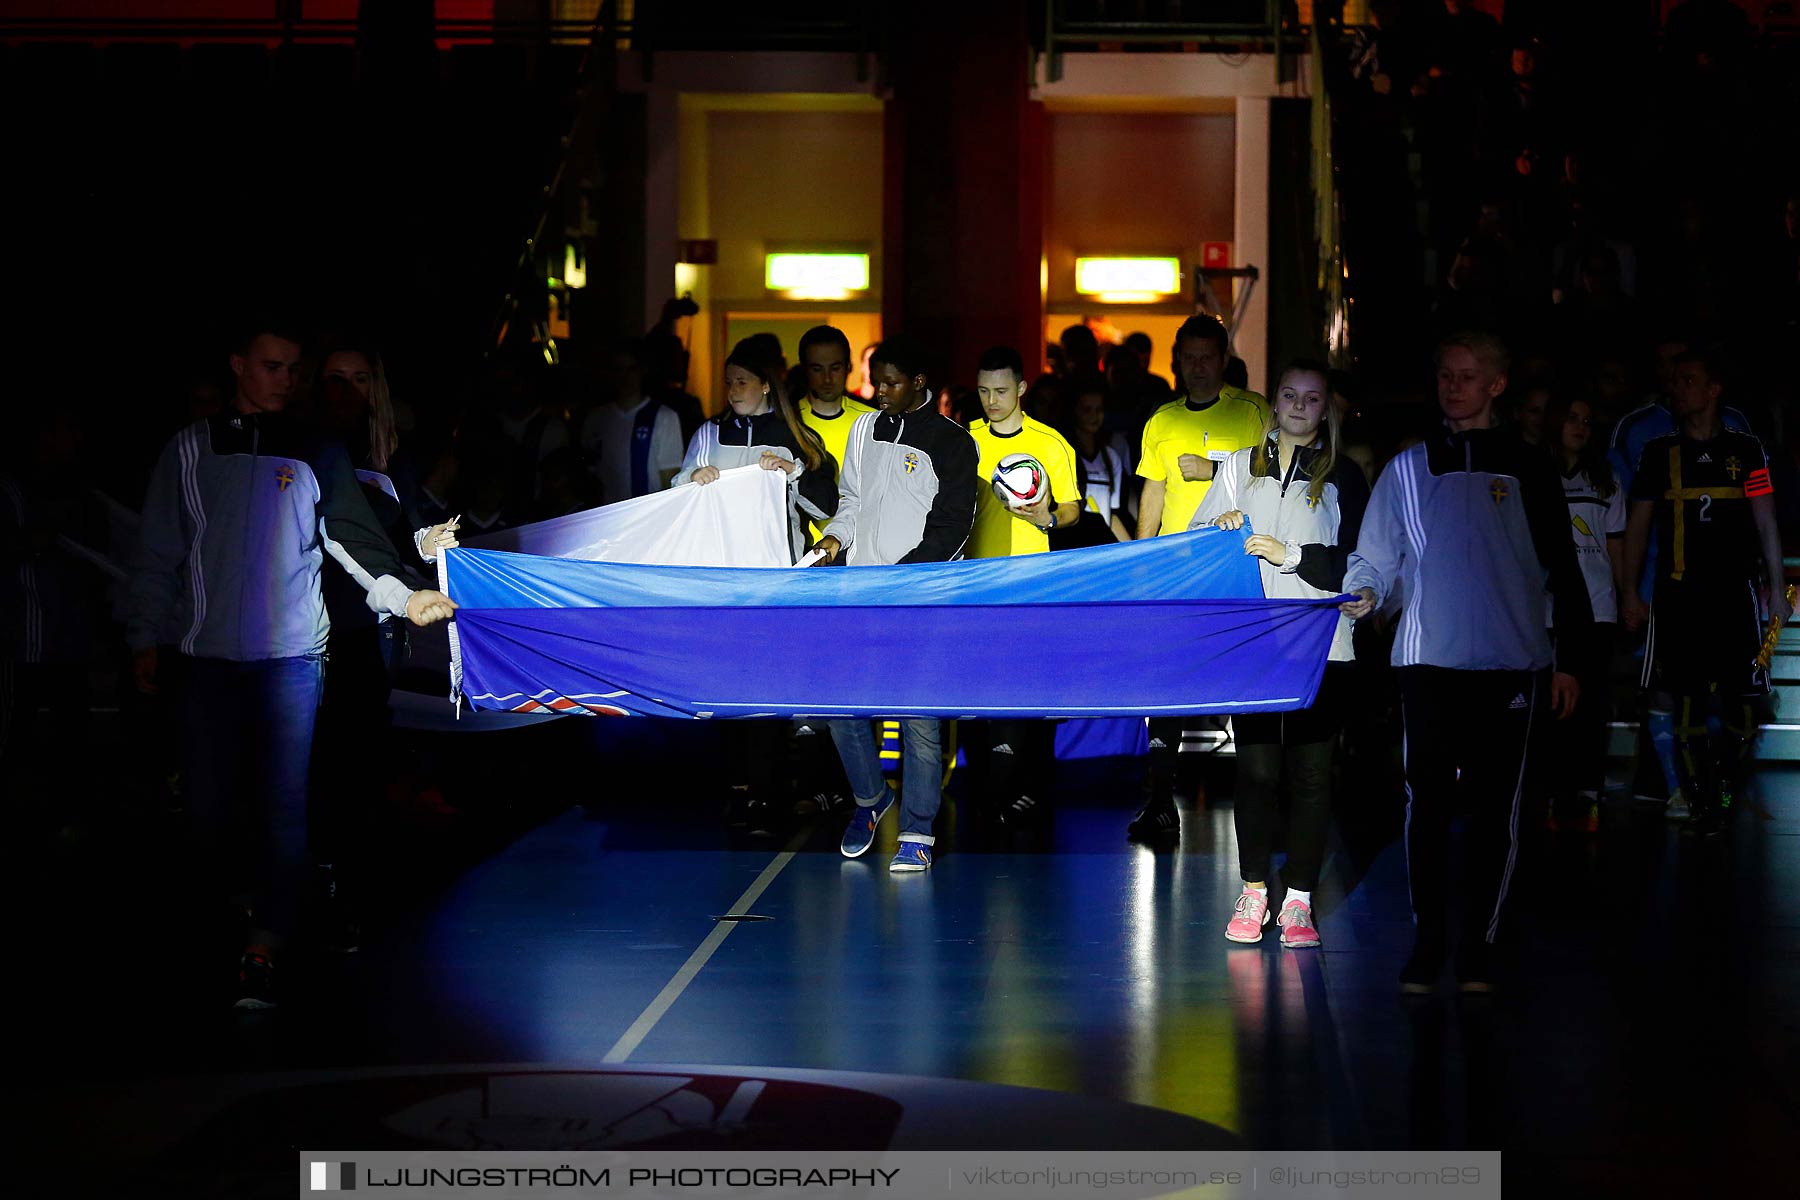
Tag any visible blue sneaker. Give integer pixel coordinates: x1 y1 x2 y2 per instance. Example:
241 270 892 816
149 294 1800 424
889 842 932 873
840 794 895 858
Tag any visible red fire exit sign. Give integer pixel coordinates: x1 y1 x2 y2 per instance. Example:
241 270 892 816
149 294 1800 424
1202 241 1232 269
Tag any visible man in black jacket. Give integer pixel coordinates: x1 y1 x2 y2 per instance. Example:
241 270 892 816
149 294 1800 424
813 335 978 872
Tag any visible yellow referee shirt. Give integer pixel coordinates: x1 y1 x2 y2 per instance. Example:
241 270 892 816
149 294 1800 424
1137 385 1268 536
969 414 1081 559
801 396 877 481
801 397 875 540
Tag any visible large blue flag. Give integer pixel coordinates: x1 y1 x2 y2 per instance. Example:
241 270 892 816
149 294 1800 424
442 525 1343 720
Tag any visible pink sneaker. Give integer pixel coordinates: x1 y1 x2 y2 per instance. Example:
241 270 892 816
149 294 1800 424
1225 888 1270 943
1277 898 1322 949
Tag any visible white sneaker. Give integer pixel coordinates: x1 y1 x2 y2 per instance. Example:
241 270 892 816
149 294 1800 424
1665 789 1690 821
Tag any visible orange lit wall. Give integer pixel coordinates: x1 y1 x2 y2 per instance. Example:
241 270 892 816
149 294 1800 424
1043 111 1236 314
703 109 883 305
676 100 883 410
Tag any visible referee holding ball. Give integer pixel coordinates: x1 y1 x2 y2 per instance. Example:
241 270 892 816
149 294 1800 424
968 345 1081 831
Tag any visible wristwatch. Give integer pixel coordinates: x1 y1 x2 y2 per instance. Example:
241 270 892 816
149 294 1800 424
1044 511 1059 531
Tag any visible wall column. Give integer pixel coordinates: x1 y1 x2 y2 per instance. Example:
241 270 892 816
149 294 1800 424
642 86 680 333
1232 95 1271 393
884 0 1043 387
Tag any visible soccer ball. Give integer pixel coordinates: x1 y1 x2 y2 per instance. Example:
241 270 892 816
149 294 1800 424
991 453 1049 510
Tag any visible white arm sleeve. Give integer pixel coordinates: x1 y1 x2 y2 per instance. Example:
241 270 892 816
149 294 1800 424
320 519 414 619
671 424 712 487
1342 456 1408 605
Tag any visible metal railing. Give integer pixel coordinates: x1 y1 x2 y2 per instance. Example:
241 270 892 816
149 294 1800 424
0 13 624 47
5 1 1305 56
0 2 879 52
1040 0 1293 82
1045 0 1284 42
631 0 877 53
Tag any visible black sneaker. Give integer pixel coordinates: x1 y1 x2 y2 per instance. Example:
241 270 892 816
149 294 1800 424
993 793 1046 830
791 789 850 818
1127 796 1180 844
1400 934 1446 995
234 951 278 1011
725 788 755 830
1681 804 1727 839
1455 941 1496 995
747 796 780 836
728 793 778 837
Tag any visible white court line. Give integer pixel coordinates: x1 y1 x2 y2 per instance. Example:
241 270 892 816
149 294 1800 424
601 826 809 1063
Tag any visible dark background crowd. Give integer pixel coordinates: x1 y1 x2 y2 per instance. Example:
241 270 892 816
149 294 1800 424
1327 0 1799 515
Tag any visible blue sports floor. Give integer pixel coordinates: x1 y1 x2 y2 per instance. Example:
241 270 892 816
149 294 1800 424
14 717 1799 1195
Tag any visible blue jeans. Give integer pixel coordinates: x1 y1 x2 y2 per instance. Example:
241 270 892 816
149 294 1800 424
181 653 325 944
828 717 942 844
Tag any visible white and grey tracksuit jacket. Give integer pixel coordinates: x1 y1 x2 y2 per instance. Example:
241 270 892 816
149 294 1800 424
1191 439 1371 663
1344 426 1593 672
128 411 421 662
824 402 979 566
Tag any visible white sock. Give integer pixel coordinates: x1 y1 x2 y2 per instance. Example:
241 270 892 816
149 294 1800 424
1285 888 1312 909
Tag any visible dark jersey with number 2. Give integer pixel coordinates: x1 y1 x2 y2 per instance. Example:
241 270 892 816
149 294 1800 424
1629 429 1770 593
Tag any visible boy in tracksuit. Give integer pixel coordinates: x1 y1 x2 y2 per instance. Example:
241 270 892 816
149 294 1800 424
128 323 456 1009
1343 332 1592 995
811 334 978 872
